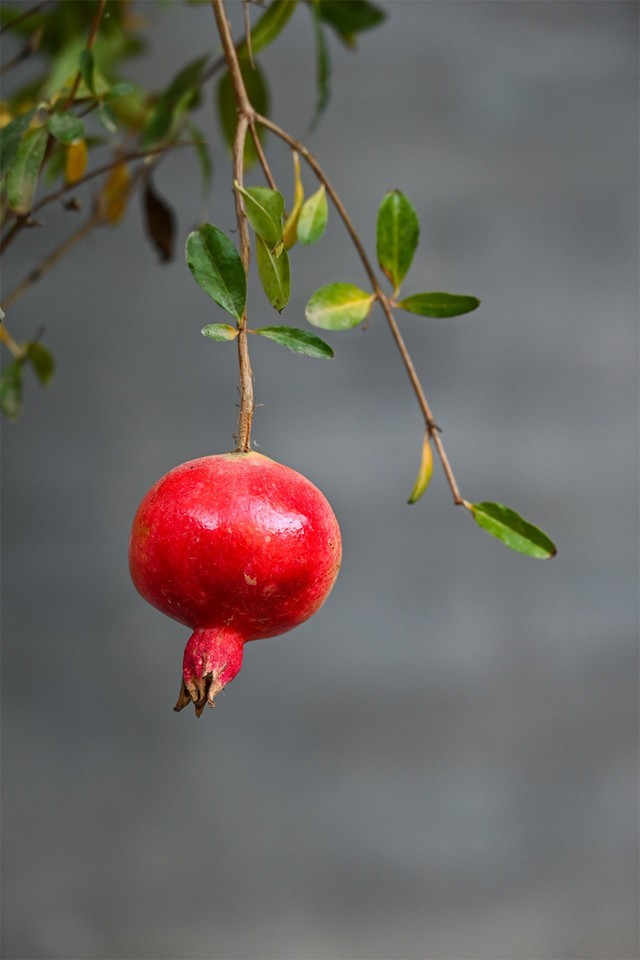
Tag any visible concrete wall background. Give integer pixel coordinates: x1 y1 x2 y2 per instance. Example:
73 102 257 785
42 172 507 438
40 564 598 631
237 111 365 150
2 2 638 958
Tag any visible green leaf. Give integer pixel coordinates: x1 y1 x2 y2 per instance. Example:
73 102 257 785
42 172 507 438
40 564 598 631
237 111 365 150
235 184 284 250
189 124 212 195
79 49 96 96
283 150 304 249
376 190 420 292
310 3 331 129
407 435 433 504
254 326 333 359
186 225 246 320
297 184 328 245
319 0 386 46
255 236 290 312
217 60 269 168
201 323 238 342
469 502 557 559
96 102 118 133
47 111 85 145
0 360 24 420
0 108 36 179
240 0 299 57
106 82 136 100
43 144 66 186
143 55 207 148
25 342 55 385
305 282 374 330
6 126 48 214
398 292 480 318
43 41 105 102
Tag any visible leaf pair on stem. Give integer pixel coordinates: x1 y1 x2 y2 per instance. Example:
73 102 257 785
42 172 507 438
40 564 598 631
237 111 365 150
305 190 480 332
185 173 332 361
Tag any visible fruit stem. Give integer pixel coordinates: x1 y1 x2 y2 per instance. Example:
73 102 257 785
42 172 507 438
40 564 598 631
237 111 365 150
211 0 255 452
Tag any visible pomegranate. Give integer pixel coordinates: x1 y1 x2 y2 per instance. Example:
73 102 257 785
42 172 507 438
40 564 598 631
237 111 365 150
129 451 341 716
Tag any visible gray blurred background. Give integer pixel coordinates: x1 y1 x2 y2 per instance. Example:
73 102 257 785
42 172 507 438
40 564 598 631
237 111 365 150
2 2 638 958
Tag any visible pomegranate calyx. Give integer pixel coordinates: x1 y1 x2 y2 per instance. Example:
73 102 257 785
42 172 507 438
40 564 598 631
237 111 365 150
174 671 226 717
175 626 245 717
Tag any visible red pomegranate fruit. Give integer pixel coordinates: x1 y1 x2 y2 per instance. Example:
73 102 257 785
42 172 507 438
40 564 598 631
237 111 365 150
129 451 342 716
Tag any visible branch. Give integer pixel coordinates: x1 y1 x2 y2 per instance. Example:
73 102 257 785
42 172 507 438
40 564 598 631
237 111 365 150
0 319 22 357
254 112 465 506
1 208 103 311
211 0 255 452
2 154 157 311
61 0 107 112
33 142 195 216
0 142 193 256
0 0 50 36
248 121 277 190
0 27 41 76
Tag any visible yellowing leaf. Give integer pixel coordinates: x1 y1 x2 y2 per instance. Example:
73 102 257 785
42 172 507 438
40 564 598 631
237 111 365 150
297 183 328 245
64 138 88 185
305 282 374 330
99 162 131 224
283 150 304 250
0 103 13 129
407 434 433 504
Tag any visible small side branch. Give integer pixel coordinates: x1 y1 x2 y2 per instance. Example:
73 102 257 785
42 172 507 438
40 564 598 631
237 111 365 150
211 0 255 452
2 154 158 311
62 0 107 111
254 112 465 506
2 209 103 311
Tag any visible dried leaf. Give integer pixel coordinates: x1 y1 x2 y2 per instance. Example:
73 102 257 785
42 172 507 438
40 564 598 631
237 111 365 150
142 177 175 262
64 138 88 186
99 161 130 224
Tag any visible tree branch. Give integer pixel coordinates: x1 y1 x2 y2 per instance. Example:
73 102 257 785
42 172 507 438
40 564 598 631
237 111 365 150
2 208 103 311
254 112 465 506
0 0 50 36
2 155 156 311
61 0 107 112
211 0 255 452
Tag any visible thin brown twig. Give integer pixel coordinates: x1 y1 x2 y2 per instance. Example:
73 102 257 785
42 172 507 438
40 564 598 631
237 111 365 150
62 0 107 112
232 114 255 452
211 0 255 451
0 142 193 256
0 216 26 256
0 321 22 357
0 28 41 76
254 111 465 505
243 0 255 70
0 0 49 35
248 121 277 190
33 142 195 215
0 48 31 76
198 10 262 87
2 154 158 311
1 208 103 311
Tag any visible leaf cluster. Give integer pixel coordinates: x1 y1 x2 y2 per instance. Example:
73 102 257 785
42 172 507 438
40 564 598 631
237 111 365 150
1 0 386 412
185 181 554 558
0 1 555 559
0 323 54 421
